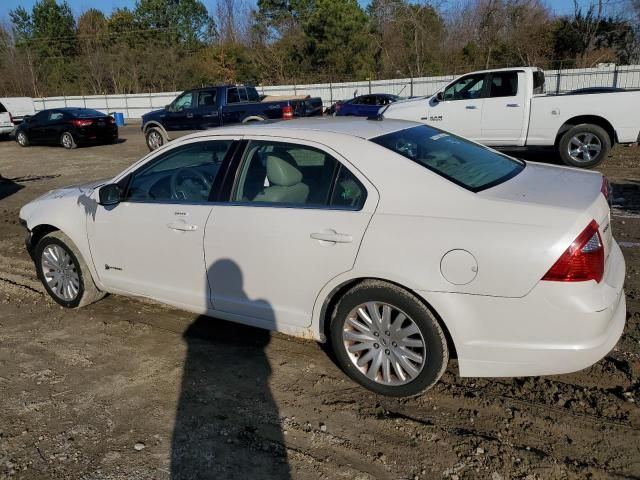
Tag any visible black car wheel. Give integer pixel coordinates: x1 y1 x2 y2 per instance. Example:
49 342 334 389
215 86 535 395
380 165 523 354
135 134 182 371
16 131 29 147
61 131 77 149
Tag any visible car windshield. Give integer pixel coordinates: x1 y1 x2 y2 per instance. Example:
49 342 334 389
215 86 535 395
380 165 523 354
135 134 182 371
71 109 106 118
371 125 524 191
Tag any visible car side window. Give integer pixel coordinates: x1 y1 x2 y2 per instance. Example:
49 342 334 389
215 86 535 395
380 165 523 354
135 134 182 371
247 88 261 102
0 103 6 113
48 112 64 121
330 165 367 209
233 141 364 209
489 72 518 98
173 92 194 111
227 88 240 104
444 74 486 100
198 91 216 107
125 140 233 203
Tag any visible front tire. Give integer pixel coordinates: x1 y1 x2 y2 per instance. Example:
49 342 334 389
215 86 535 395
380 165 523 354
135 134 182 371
61 131 77 149
35 231 105 308
330 281 448 397
558 124 610 168
145 127 165 151
16 131 29 147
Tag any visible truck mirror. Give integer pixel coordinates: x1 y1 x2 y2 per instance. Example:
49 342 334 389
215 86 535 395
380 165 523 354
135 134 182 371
435 91 445 102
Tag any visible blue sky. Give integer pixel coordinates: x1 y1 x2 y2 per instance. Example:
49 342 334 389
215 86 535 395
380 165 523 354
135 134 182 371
0 0 612 23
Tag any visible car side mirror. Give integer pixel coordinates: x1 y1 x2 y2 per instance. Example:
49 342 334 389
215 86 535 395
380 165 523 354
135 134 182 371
98 184 122 206
435 91 445 102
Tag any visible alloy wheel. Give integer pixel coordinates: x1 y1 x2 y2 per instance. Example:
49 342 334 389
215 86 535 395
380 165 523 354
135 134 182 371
342 301 426 386
41 244 80 301
568 133 602 164
148 130 163 149
62 133 73 149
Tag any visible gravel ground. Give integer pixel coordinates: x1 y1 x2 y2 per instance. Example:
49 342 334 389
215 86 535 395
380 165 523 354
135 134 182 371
0 126 639 480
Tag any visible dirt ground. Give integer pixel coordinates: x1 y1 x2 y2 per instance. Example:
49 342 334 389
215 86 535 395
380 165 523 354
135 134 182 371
0 125 639 480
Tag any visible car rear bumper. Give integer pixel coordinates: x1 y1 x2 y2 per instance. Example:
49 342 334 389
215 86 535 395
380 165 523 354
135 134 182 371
0 125 14 135
419 240 626 377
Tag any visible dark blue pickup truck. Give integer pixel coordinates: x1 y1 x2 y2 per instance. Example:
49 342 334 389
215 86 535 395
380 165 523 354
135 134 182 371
141 84 323 150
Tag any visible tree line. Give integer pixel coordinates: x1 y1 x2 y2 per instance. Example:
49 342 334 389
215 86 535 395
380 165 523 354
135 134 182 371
0 0 638 97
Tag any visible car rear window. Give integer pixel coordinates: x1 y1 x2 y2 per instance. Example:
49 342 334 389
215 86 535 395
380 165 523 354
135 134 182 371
371 125 524 191
71 109 106 118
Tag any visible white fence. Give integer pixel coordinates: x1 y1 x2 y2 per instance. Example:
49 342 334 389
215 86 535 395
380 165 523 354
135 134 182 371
32 64 640 119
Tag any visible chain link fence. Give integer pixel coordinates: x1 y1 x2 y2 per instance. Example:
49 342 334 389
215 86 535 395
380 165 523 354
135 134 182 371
32 63 640 119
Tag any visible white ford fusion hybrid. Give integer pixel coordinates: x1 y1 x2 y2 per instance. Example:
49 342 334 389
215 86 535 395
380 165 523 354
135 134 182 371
19 117 626 397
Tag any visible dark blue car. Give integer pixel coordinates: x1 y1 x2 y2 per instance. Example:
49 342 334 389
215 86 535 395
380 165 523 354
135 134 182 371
335 94 399 117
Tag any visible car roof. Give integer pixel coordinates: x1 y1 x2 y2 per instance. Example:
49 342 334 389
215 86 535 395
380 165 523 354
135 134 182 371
187 117 421 140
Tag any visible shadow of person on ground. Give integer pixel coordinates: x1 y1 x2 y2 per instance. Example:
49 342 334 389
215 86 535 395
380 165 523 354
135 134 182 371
0 176 23 201
171 259 291 480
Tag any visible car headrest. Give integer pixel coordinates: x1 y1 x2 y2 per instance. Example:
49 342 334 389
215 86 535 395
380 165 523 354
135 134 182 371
265 152 302 187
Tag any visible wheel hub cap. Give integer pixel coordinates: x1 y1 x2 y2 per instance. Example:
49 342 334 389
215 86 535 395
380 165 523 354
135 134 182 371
568 133 602 163
41 244 79 301
342 301 426 386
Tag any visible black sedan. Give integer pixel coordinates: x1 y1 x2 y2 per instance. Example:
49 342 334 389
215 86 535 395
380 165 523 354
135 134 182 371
15 108 118 149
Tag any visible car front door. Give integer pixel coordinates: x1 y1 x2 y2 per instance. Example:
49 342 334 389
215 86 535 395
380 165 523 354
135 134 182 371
425 73 487 141
193 89 220 129
88 138 238 311
25 111 48 143
480 71 527 145
164 92 195 131
205 138 378 330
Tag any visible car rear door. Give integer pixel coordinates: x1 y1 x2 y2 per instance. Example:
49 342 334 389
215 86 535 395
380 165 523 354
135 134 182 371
204 137 378 330
480 71 527 145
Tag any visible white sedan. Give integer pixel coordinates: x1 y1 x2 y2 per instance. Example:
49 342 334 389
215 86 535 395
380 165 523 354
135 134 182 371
19 117 626 397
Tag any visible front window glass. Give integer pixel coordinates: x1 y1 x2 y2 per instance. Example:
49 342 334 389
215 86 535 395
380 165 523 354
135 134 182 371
173 92 194 111
371 125 524 191
444 74 485 100
125 141 232 203
234 141 343 206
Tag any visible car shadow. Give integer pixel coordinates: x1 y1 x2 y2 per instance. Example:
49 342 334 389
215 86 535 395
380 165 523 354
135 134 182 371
0 176 24 201
497 147 564 166
171 259 291 479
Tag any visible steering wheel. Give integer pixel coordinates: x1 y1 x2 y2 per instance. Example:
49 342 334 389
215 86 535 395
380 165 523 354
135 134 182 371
170 167 212 201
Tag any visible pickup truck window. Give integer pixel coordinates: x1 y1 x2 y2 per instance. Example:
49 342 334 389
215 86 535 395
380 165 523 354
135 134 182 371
489 72 518 97
198 91 216 107
227 88 241 104
371 125 524 191
247 88 261 102
444 74 485 101
173 92 194 111
533 71 545 94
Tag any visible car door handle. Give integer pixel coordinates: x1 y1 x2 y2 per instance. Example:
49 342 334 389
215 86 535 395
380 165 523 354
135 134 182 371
310 231 352 243
186 113 194 118
506 103 520 107
167 221 198 232
465 105 477 110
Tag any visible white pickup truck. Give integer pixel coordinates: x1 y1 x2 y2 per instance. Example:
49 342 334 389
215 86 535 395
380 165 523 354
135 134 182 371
383 67 640 167
0 101 14 138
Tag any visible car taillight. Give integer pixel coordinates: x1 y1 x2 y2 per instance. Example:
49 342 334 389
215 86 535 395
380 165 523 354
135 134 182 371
282 104 293 120
542 220 604 283
71 119 94 127
601 175 610 201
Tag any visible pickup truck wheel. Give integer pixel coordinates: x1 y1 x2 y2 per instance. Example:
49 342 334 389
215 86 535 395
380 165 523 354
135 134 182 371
146 127 165 151
559 124 610 168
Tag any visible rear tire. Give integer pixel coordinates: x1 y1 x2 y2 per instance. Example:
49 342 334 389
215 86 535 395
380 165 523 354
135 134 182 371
61 131 77 149
35 231 105 308
330 280 448 397
558 124 610 168
16 131 29 147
